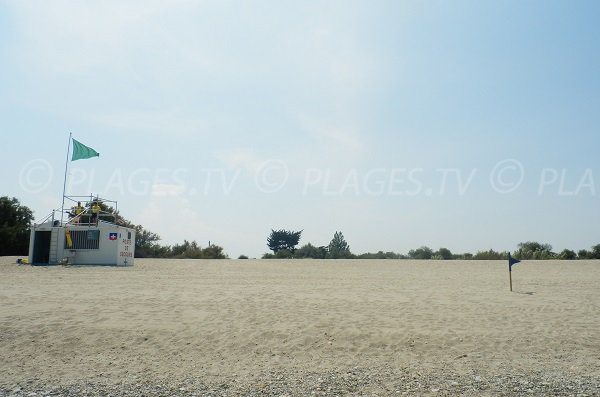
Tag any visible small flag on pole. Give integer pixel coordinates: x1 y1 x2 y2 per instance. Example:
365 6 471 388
508 252 520 291
71 138 100 161
508 253 520 270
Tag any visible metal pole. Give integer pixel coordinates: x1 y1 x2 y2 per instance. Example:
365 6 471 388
509 269 513 292
60 132 72 224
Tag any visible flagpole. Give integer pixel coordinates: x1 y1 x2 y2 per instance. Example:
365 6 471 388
509 268 512 292
60 132 72 224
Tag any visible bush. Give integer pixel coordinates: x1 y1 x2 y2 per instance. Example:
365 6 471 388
434 247 453 260
472 249 506 260
356 251 404 259
558 249 577 260
513 241 555 260
275 249 294 259
0 197 34 255
295 243 328 259
408 246 433 260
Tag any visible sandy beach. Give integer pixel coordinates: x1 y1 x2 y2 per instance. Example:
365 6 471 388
1 258 599 396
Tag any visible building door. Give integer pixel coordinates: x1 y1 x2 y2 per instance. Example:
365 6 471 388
32 231 51 264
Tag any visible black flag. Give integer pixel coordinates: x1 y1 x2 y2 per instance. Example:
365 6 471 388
508 252 520 271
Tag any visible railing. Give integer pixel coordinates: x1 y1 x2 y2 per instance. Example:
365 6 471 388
65 194 119 226
35 195 120 227
36 208 61 225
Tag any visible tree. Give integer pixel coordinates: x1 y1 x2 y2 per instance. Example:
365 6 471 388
295 243 328 259
558 249 577 260
328 231 352 259
171 240 199 258
408 246 433 259
471 249 507 260
169 240 227 259
434 247 453 260
133 225 162 257
578 245 600 260
0 197 34 256
267 229 302 253
357 251 404 259
577 249 591 259
201 244 227 259
591 244 600 259
514 241 555 260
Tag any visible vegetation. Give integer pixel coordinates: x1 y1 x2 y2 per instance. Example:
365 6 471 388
0 197 34 255
267 229 302 253
576 245 600 259
295 243 328 259
92 204 228 259
512 241 554 260
408 246 433 260
433 248 453 260
558 249 577 260
472 249 508 260
357 251 406 259
260 229 600 262
328 231 353 259
4 196 600 262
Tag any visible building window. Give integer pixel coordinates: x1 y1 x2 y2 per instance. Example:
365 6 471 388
65 230 100 250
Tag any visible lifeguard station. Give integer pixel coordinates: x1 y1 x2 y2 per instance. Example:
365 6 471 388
28 195 135 266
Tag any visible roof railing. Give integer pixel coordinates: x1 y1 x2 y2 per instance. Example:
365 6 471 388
35 194 120 227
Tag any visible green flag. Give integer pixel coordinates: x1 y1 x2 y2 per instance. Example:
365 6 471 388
71 138 100 161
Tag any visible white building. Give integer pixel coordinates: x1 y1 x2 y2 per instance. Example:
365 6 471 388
28 197 135 266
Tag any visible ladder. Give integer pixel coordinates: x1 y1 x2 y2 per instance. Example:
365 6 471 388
49 228 59 264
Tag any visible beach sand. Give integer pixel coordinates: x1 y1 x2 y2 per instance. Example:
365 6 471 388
1 258 599 396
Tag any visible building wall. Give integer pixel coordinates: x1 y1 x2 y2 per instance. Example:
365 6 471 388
29 222 135 266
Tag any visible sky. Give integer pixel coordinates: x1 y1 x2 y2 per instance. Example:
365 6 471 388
1 0 599 258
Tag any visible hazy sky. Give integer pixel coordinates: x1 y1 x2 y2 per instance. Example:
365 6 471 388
2 1 599 258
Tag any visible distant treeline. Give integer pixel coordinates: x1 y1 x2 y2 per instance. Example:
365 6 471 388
2 197 598 261
135 239 227 259
260 229 600 261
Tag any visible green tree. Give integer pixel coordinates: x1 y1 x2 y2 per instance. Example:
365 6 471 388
357 251 404 259
591 244 600 259
514 241 555 260
577 249 591 259
267 229 302 253
408 246 433 259
0 197 34 256
201 244 227 259
471 249 506 260
295 243 328 259
170 240 227 259
558 249 577 260
328 231 352 259
171 240 199 258
131 225 163 258
434 247 453 260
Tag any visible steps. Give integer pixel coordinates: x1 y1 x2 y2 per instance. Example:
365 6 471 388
49 228 59 264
